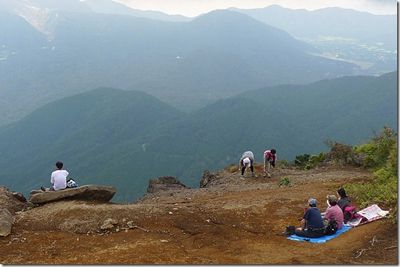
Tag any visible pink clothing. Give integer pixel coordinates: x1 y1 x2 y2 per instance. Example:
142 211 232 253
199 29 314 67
263 150 276 162
324 205 344 229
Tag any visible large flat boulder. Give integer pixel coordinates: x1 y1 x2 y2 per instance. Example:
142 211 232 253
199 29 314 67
29 185 117 205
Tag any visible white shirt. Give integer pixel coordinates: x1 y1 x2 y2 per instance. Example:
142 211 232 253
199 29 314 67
50 170 69 190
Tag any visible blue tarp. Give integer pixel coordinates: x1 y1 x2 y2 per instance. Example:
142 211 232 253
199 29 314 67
287 225 351 243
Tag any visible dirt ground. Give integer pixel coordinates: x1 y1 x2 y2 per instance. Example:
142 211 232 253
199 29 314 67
0 165 397 264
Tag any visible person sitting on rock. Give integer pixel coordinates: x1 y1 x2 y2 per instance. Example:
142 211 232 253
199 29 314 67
263 148 277 177
239 151 255 177
295 198 325 238
324 195 344 230
41 161 69 191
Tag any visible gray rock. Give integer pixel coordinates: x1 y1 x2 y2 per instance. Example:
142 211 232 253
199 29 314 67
59 219 98 234
29 185 117 205
126 221 135 229
30 190 42 195
199 170 217 188
0 209 14 237
147 176 187 194
100 218 118 230
12 192 27 202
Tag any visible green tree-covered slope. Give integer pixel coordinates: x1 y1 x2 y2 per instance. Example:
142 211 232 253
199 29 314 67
0 72 396 201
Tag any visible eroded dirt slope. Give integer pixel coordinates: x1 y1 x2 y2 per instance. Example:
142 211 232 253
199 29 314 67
0 166 397 264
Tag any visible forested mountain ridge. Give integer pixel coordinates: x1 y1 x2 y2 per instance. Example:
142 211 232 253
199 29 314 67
0 6 360 126
0 72 396 201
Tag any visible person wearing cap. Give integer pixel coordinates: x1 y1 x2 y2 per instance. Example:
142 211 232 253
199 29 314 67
239 151 255 177
324 195 344 229
263 149 277 178
295 198 325 238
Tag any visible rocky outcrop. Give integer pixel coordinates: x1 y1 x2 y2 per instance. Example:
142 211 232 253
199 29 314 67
199 170 218 188
12 192 27 202
0 209 14 237
100 218 118 230
29 185 117 204
0 187 28 214
147 176 187 194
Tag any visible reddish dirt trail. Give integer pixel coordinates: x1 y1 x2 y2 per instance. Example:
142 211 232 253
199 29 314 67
0 166 397 264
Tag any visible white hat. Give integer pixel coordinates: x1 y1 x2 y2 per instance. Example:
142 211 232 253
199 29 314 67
243 157 251 165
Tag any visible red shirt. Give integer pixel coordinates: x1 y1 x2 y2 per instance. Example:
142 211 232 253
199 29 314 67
324 205 344 229
264 150 276 162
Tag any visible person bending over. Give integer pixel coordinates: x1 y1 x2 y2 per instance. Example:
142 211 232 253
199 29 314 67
263 149 277 177
239 151 255 177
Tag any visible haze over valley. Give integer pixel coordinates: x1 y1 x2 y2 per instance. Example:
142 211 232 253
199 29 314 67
0 0 396 201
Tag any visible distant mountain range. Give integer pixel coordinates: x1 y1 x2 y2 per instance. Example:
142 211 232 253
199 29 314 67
0 0 189 27
232 5 396 49
232 5 396 74
0 72 396 202
2 1 393 126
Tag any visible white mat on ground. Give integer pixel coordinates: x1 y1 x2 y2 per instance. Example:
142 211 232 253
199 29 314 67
347 204 389 227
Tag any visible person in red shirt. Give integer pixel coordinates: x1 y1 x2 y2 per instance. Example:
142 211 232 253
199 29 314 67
324 195 344 229
263 149 277 177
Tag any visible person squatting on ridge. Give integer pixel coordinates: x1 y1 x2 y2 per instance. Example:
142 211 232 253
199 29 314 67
239 151 255 177
263 149 277 177
41 161 70 191
295 198 325 238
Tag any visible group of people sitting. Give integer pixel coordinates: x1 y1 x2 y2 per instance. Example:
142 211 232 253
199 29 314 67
41 161 78 191
239 149 277 177
237 149 356 238
293 188 352 238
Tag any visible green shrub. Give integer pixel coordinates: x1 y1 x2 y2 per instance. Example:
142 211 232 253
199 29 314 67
354 143 376 167
354 126 397 169
279 177 291 187
325 140 358 165
294 154 310 167
346 127 397 222
294 152 326 170
277 160 290 168
309 152 326 167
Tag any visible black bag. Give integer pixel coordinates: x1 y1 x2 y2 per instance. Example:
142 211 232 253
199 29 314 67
324 219 338 235
284 225 296 236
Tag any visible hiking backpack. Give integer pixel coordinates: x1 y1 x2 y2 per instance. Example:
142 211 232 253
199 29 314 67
324 219 338 235
284 225 296 236
343 205 357 223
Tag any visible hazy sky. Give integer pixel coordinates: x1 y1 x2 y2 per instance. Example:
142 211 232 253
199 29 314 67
115 0 397 17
